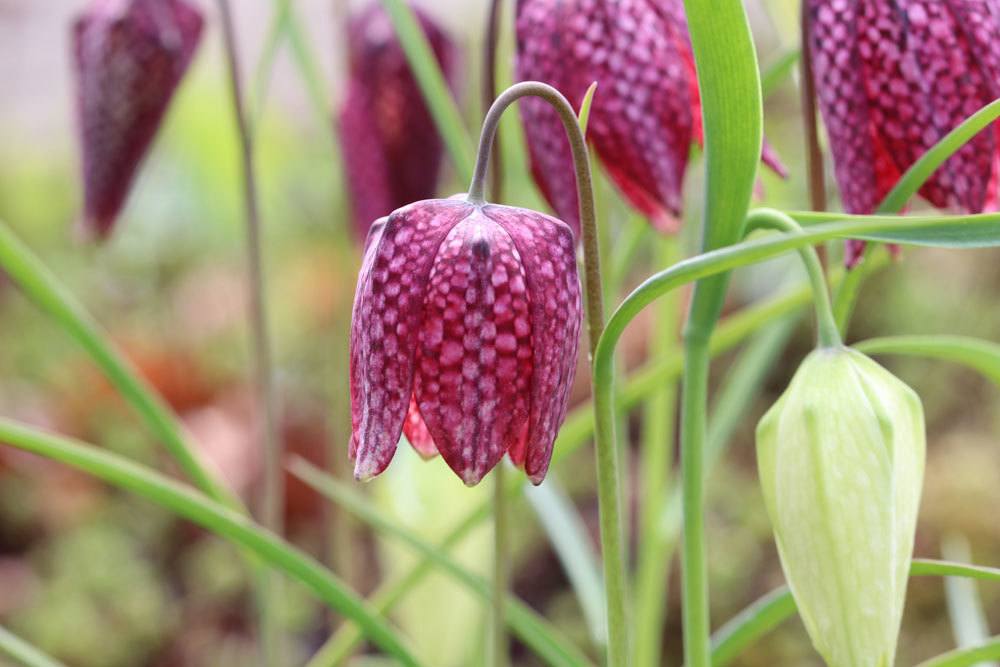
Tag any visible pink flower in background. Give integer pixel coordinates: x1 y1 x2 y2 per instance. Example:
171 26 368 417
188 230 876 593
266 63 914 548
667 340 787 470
807 0 1000 265
515 0 786 236
350 199 581 486
337 4 457 242
73 0 203 238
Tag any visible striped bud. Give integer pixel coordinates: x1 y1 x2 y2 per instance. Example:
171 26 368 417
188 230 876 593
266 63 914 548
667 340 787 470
756 347 926 667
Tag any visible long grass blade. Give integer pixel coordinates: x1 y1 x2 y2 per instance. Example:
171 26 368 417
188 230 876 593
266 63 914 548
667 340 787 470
0 420 424 667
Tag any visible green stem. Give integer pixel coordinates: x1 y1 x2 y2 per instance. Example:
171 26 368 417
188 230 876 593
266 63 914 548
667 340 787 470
745 210 839 347
466 80 620 665
482 0 504 201
0 419 424 667
493 463 510 667
634 236 680 667
0 625 66 667
216 2 284 663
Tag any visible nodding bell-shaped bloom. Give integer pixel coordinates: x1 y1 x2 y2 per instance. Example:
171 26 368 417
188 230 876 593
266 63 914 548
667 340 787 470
808 0 1000 265
757 347 926 667
350 198 582 486
72 0 203 237
337 5 458 241
515 0 786 235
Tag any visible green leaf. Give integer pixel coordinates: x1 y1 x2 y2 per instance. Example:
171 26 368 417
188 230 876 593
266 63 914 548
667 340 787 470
682 0 762 250
288 458 594 667
377 0 475 183
524 478 607 647
707 559 1000 666
577 82 599 137
916 638 1000 667
0 625 66 667
0 221 240 511
878 98 1000 214
0 420 424 667
854 335 1000 387
941 534 998 667
761 50 801 98
790 210 1000 248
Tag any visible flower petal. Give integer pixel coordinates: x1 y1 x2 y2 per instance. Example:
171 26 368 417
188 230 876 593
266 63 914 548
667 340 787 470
413 211 533 486
403 395 437 459
350 200 471 480
485 205 581 484
74 0 203 238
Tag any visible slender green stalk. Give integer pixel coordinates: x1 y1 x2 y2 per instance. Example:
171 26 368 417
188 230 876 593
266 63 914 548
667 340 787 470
0 419 424 667
0 626 66 667
744 210 839 347
216 2 284 663
634 236 680 667
466 80 621 665
799 6 827 216
493 463 510 667
0 221 239 510
677 1 765 662
483 0 504 201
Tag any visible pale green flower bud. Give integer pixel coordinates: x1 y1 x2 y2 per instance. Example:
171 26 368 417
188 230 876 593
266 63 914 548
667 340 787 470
756 347 925 667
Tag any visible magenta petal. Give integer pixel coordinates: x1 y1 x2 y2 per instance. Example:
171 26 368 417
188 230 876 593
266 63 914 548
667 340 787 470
485 205 581 484
349 200 471 480
73 0 203 238
413 212 533 486
403 396 438 459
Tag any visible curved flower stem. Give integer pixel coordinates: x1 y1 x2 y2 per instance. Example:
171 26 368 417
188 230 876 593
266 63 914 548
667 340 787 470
217 1 284 663
744 210 840 347
492 463 510 667
467 81 621 664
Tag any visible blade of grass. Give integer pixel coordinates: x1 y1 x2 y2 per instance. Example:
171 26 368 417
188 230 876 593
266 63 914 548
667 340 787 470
854 336 1000 386
524 477 606 648
943 534 998 667
0 419 424 667
377 0 475 182
761 50 801 98
289 458 594 667
0 626 67 667
917 639 1000 667
252 0 331 134
0 221 240 511
710 560 1000 667
634 236 681 667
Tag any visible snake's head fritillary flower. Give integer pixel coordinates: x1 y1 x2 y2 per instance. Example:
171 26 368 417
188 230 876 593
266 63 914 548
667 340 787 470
350 198 582 486
337 4 458 242
72 0 203 238
515 0 787 236
757 347 925 667
808 0 1000 266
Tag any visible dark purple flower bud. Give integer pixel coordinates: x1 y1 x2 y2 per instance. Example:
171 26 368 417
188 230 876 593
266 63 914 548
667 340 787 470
350 198 582 486
808 0 1000 265
515 0 786 236
72 0 203 238
337 5 458 242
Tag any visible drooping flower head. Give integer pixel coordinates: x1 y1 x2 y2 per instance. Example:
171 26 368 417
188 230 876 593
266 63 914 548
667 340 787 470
515 0 786 236
808 0 1000 265
338 4 458 242
350 198 581 486
757 347 925 667
72 0 204 238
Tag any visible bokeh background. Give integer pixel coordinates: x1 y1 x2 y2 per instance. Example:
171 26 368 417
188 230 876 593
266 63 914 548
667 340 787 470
0 1 998 665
